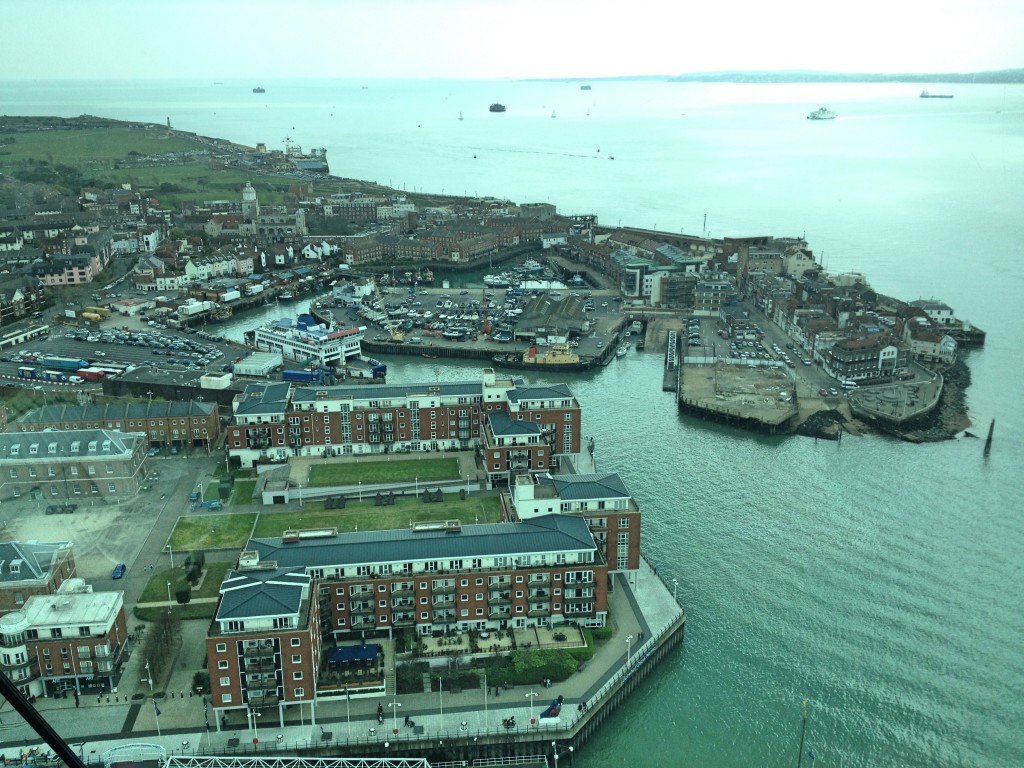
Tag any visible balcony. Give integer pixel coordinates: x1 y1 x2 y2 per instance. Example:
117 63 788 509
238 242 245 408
243 643 276 660
246 676 279 691
391 598 415 608
488 607 512 619
393 613 416 626
350 601 375 614
431 595 454 606
432 610 456 622
244 658 277 672
528 605 552 617
529 588 549 599
488 591 511 603
528 574 550 584
391 584 414 596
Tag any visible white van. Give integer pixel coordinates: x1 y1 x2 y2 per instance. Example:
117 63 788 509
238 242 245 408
841 380 859 390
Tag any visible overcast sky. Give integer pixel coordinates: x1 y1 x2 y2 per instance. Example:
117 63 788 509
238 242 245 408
2 0 1021 80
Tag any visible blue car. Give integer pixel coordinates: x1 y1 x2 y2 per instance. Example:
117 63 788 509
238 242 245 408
112 563 127 579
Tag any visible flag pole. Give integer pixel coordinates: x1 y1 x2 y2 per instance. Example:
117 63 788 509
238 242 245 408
154 699 162 737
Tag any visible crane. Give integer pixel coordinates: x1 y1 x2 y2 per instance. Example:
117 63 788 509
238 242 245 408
373 279 405 343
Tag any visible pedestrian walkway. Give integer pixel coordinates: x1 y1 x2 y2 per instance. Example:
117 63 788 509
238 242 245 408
1 557 684 762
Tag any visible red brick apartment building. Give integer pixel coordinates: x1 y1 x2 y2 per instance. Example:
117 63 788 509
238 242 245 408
226 372 582 485
206 514 606 727
0 577 128 699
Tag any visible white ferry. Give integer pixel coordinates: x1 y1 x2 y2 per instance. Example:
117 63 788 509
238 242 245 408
249 313 366 367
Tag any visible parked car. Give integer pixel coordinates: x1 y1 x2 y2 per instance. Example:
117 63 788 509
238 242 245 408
112 563 126 579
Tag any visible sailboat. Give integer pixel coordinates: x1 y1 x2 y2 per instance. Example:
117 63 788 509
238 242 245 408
459 112 464 121
551 110 557 119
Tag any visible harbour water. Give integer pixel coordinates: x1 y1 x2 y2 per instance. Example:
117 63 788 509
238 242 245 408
2 78 1023 766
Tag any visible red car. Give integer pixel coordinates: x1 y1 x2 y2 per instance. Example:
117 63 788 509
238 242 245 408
818 388 829 396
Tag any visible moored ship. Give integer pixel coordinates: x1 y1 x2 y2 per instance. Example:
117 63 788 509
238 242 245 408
492 342 591 372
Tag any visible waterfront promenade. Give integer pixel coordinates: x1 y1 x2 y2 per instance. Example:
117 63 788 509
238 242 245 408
0 559 682 763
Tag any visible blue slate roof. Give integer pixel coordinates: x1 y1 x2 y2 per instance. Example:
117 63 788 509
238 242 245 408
545 472 631 500
487 411 542 437
247 514 595 570
216 568 311 620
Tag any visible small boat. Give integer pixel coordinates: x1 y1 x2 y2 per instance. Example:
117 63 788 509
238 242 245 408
253 86 265 94
459 112 464 120
807 107 836 120
278 292 294 302
489 103 506 113
616 345 628 357
580 85 592 91
551 111 556 119
421 353 439 359
920 90 953 99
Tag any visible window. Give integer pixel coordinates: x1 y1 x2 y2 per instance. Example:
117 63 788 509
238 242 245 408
291 655 301 664
292 671 303 680
291 638 301 647
222 694 233 704
216 643 227 652
219 676 230 686
218 660 229 669
619 517 630 528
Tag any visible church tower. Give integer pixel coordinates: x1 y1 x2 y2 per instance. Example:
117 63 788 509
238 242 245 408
241 181 260 220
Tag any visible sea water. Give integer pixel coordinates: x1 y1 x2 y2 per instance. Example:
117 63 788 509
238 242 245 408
2 78 1023 766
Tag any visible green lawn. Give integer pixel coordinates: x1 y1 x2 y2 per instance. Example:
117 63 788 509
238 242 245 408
252 493 502 537
0 126 204 166
169 513 257 550
134 560 232 622
307 458 462 487
230 479 257 506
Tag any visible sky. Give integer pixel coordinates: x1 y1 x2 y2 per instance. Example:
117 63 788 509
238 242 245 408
2 0 1022 81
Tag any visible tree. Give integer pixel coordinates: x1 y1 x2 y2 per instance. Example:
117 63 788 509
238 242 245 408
141 608 181 685
176 588 192 605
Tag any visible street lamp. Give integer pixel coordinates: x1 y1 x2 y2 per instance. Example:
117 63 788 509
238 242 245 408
526 689 539 726
166 581 172 612
249 709 261 742
552 741 575 766
626 634 633 666
389 698 401 735
143 659 153 691
672 578 678 602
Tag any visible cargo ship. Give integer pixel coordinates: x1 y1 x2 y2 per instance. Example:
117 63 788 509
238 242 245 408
920 91 953 99
489 103 506 113
253 86 265 94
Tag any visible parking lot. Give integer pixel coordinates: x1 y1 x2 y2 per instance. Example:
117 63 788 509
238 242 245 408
0 320 241 388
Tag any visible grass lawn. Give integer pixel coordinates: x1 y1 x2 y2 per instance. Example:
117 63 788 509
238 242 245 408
307 457 461 487
169 513 257 551
252 493 503 537
230 479 257 506
1 390 83 421
0 126 204 167
134 561 232 621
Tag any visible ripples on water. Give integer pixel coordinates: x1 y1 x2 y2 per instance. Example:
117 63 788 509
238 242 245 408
356 353 1024 767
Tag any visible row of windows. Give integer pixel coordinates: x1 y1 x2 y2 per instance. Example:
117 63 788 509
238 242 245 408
11 482 118 497
9 463 116 478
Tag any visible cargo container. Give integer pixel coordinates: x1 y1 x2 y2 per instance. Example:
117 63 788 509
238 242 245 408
41 370 68 382
40 356 90 370
75 367 107 382
85 306 112 318
17 366 37 379
282 368 323 383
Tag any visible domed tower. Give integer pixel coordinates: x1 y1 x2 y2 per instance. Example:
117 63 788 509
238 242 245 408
241 181 260 220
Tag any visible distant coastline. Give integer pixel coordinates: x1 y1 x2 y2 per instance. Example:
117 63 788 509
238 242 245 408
524 67 1024 84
